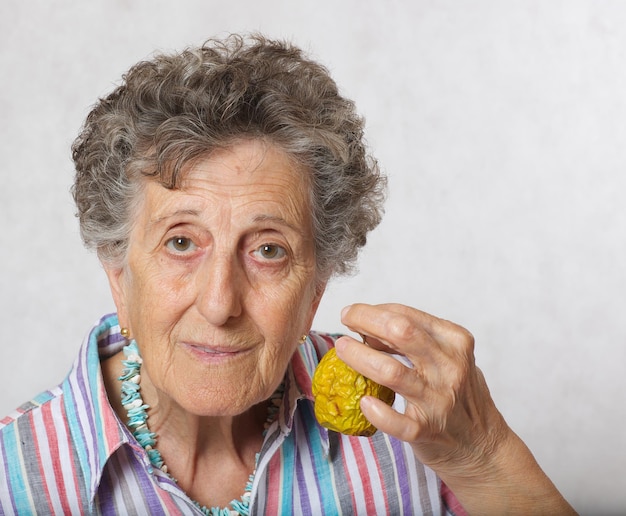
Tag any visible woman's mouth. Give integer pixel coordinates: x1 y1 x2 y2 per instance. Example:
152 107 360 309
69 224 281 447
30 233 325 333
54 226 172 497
181 342 251 362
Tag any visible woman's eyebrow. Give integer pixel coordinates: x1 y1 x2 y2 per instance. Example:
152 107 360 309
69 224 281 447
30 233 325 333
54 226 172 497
251 214 305 235
148 209 202 227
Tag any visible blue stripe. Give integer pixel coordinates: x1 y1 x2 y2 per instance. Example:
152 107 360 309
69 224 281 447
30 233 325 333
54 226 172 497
279 432 296 514
31 390 56 407
61 372 91 494
298 402 337 515
1 421 30 512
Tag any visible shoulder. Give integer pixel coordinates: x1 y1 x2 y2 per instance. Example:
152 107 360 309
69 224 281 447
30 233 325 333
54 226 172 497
0 387 63 432
0 314 130 513
0 387 68 501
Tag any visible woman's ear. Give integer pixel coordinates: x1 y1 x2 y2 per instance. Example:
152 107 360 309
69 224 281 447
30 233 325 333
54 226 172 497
305 281 328 330
103 262 130 329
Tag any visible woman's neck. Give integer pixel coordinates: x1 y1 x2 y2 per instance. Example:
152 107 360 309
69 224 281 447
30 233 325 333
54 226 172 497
102 349 268 508
148 400 266 508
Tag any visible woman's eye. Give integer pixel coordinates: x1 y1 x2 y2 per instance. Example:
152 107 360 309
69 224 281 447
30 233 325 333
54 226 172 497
166 237 196 253
256 244 286 260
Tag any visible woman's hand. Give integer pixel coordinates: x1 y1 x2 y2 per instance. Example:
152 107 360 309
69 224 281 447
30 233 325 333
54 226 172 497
337 303 576 515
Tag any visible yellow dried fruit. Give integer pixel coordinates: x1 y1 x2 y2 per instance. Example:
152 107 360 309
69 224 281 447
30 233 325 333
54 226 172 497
312 347 395 437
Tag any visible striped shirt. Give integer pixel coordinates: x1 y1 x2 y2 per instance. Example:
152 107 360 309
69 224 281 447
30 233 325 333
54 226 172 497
0 313 465 515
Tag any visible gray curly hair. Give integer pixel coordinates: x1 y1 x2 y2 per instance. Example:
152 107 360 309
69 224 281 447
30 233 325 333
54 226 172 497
71 34 386 281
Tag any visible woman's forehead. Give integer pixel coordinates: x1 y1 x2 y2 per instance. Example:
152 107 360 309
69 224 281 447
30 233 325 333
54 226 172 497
137 141 312 231
182 142 304 196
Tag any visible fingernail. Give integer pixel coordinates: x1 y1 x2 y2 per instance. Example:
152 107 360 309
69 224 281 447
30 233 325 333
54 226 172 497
359 395 373 411
341 305 352 319
334 336 348 352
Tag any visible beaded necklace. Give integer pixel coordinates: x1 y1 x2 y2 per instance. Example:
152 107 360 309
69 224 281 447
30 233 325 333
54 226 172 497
119 339 283 516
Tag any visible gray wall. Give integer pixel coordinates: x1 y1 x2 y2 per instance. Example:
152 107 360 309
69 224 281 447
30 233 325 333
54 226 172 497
1 1 624 513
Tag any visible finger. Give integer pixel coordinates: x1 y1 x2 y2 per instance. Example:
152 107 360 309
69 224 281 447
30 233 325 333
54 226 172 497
342 303 475 359
341 304 444 369
334 336 426 398
342 303 435 353
359 395 424 443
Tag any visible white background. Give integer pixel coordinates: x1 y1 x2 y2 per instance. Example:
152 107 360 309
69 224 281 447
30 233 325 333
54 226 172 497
1 1 624 513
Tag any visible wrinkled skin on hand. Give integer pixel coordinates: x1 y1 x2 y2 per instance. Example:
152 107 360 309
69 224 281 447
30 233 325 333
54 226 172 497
312 347 395 436
335 303 507 481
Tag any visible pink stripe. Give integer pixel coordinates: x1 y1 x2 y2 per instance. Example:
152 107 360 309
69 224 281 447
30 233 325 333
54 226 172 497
28 412 54 512
41 401 72 514
350 438 377 513
160 491 185 513
264 451 281 514
47 397 85 513
98 382 122 454
361 436 390 513
442 481 468 515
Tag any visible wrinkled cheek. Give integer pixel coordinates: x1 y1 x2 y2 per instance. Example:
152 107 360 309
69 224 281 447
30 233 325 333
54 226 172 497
126 272 183 364
134 270 187 323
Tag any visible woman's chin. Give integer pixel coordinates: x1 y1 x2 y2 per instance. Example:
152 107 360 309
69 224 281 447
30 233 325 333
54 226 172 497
167 376 267 418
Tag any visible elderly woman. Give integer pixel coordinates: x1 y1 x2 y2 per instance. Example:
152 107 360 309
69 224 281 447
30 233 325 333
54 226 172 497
0 35 573 515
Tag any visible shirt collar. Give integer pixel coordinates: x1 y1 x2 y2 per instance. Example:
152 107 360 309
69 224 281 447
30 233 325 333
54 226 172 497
61 313 138 507
276 332 337 454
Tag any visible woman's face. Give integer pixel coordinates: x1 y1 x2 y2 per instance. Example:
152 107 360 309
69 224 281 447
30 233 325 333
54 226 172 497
106 140 324 416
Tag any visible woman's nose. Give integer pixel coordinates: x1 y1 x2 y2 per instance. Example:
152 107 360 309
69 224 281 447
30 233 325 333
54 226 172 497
196 253 243 325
